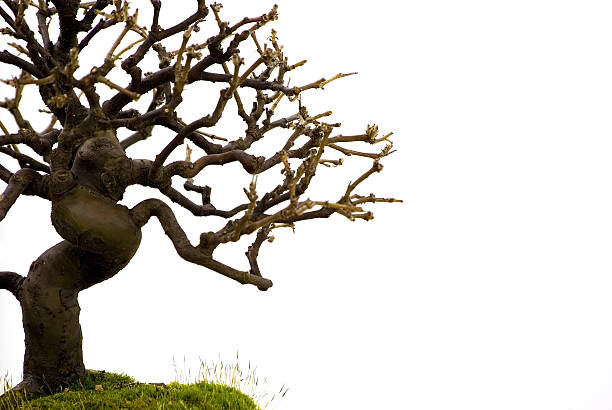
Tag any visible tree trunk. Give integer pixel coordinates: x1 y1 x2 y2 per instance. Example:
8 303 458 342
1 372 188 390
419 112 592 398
14 241 87 395
4 131 144 396
13 211 141 395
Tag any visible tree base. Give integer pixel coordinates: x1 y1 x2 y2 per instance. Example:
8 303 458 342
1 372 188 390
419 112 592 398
1 374 47 404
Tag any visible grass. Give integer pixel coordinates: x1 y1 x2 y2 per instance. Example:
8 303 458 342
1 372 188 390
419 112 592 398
175 355 287 409
0 357 287 409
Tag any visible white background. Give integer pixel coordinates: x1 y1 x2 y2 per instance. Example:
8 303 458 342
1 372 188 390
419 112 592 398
2 1 612 409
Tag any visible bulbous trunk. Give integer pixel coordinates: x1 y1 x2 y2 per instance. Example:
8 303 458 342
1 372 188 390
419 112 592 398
0 127 149 397
6 129 144 395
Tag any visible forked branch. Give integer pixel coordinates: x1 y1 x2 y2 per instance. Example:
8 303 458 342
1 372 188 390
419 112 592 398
130 198 273 290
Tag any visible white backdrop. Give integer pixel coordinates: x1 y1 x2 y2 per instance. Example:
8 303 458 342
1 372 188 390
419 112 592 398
2 1 612 409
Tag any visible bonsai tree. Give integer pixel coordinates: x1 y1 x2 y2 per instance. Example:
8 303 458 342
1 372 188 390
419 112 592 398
0 0 399 396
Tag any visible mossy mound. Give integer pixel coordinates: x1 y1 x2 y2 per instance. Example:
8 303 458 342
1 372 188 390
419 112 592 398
1 370 259 409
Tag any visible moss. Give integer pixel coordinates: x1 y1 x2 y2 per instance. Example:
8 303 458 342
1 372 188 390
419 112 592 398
71 370 136 391
1 371 259 410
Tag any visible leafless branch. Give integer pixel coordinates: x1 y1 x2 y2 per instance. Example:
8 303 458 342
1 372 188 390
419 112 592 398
0 50 44 77
0 271 24 299
0 147 50 173
0 168 48 221
130 198 273 290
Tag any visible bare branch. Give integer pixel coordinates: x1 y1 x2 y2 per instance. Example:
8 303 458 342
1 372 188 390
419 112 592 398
277 206 335 224
103 68 297 119
78 15 118 50
0 128 58 156
36 2 52 51
165 150 263 179
156 117 222 155
289 72 358 101
246 225 272 277
50 0 79 56
79 0 110 31
96 76 141 100
160 184 249 218
0 163 12 183
0 50 44 78
194 71 296 95
351 193 403 206
130 198 273 290
148 87 234 183
0 168 48 222
344 160 384 200
0 271 24 299
119 0 207 81
120 129 152 150
150 0 161 31
0 147 50 173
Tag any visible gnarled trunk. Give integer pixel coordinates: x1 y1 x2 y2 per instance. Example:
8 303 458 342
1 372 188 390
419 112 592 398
10 153 143 394
0 129 145 397
13 234 141 396
17 242 86 394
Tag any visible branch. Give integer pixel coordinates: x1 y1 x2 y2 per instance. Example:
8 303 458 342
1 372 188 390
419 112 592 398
0 168 47 222
148 88 233 183
79 0 110 31
36 2 52 52
150 0 161 31
115 0 207 96
344 160 384 200
50 0 79 56
193 71 296 95
0 3 51 73
0 128 58 156
102 68 296 118
288 72 357 100
277 206 335 224
0 147 50 173
0 271 24 299
157 117 222 155
119 86 168 150
0 50 45 78
130 198 273 290
121 158 249 218
78 15 118 50
245 225 271 277
0 3 18 32
0 163 12 183
102 3 280 117
165 150 263 179
120 129 152 150
161 183 248 218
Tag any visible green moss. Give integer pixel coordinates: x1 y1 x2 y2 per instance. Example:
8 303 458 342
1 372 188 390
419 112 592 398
71 370 136 391
1 371 259 410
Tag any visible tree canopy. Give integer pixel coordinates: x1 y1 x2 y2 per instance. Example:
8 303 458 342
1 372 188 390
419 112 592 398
0 0 400 290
